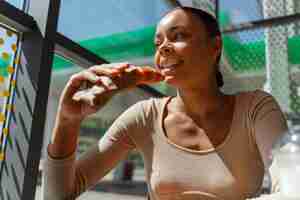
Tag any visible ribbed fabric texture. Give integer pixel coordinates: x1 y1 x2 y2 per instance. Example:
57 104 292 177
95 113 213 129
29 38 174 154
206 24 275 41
42 90 287 200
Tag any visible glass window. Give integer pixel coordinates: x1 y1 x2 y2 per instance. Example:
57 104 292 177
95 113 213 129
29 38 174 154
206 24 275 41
57 0 175 96
220 1 266 73
58 0 173 41
57 0 174 62
219 0 263 29
5 0 26 10
0 24 20 161
50 57 165 156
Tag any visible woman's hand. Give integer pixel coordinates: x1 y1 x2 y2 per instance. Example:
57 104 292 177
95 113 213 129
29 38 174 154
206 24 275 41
57 63 164 122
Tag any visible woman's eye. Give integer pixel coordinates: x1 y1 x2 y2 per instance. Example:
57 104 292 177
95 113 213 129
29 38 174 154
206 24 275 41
174 32 185 40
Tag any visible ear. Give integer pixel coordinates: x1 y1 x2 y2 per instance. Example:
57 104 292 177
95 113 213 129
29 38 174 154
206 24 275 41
212 36 222 60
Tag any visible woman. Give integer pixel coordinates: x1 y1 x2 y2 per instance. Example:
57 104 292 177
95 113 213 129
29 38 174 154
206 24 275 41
43 1 287 199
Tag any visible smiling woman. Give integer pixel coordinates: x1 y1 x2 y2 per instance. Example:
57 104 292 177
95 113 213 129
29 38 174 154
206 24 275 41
154 6 222 87
43 1 287 200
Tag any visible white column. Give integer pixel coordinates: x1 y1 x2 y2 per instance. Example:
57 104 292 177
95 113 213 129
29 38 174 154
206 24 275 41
295 0 300 35
286 0 296 36
263 0 291 112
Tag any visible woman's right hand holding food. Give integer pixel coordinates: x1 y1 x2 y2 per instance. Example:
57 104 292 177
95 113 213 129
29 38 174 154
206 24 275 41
57 63 164 123
48 63 163 160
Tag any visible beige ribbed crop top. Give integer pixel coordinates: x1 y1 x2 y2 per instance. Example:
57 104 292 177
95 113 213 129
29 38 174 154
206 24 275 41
43 90 287 200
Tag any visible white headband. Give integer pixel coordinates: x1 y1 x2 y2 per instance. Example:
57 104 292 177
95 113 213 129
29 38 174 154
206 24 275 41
176 0 216 19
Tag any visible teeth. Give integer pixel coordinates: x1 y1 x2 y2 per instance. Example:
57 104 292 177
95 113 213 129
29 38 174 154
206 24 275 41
161 62 180 68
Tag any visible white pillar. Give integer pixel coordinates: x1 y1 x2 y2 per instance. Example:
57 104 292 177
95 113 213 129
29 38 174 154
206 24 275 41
263 0 291 112
286 0 296 36
295 0 300 35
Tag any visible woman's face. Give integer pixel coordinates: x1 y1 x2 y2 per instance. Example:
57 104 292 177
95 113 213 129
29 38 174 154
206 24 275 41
154 8 220 88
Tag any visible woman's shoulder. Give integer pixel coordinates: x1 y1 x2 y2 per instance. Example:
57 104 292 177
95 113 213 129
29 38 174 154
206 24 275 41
235 89 277 105
235 89 284 119
236 89 273 98
126 96 168 118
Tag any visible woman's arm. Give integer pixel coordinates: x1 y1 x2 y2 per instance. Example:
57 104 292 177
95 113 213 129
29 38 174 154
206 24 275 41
43 114 136 200
43 63 129 200
43 106 137 200
250 90 288 194
42 63 163 200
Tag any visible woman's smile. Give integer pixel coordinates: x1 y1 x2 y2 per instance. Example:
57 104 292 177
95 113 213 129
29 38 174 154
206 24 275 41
158 59 183 76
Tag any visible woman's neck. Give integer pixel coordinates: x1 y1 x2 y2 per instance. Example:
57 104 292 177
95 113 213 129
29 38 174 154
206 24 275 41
174 86 225 119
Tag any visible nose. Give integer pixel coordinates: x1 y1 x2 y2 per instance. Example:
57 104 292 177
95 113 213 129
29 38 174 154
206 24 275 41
159 42 174 57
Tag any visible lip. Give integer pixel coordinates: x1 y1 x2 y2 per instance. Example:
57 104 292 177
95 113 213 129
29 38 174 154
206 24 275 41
159 60 183 69
161 63 181 76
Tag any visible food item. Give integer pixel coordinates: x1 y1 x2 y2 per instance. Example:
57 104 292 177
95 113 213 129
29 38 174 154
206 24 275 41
117 65 164 87
72 65 164 106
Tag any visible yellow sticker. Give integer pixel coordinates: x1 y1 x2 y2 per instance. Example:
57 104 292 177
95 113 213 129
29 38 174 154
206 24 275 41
6 30 13 37
11 79 16 86
7 105 12 111
1 90 10 97
7 66 14 74
0 76 4 83
0 152 4 161
14 56 20 65
2 52 10 61
0 114 5 122
3 128 8 136
0 38 4 46
11 44 17 52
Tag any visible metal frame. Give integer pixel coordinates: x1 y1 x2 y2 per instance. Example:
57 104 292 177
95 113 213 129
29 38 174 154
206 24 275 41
215 0 219 22
0 1 36 32
222 13 300 33
23 0 62 198
55 32 107 67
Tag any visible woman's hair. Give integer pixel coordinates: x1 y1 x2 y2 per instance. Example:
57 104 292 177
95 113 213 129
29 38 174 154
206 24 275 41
175 7 224 87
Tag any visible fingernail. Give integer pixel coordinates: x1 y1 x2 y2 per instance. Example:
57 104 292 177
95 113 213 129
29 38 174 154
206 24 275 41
93 75 101 82
111 69 120 74
109 84 118 90
100 76 118 89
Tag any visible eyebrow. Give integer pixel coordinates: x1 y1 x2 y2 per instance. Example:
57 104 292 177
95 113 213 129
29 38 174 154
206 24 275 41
169 25 185 32
155 25 186 37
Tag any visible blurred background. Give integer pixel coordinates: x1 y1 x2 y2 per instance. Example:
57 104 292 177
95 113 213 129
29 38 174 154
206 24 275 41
1 0 300 199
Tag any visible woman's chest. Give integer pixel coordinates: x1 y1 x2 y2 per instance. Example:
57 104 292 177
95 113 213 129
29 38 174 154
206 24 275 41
145 127 264 200
149 150 239 199
163 112 230 151
148 148 263 200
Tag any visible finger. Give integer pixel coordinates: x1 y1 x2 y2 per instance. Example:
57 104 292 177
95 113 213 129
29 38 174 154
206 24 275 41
64 71 101 98
90 63 128 77
114 62 130 71
111 63 131 76
92 88 118 107
73 85 107 106
72 76 118 104
90 66 114 76
99 76 118 90
75 84 118 107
